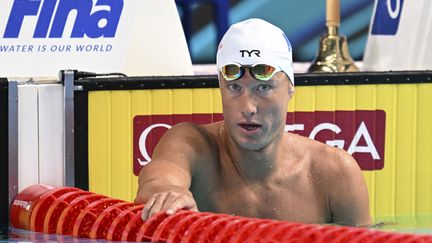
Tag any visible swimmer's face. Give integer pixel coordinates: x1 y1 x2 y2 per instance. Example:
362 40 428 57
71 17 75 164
219 69 294 150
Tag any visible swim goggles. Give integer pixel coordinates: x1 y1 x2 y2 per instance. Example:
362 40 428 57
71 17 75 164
220 63 281 81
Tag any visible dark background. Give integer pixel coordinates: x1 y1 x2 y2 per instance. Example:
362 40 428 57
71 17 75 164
175 0 374 64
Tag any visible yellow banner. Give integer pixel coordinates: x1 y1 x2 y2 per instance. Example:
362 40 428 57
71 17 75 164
87 83 432 221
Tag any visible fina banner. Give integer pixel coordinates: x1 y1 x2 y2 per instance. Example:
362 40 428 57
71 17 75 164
363 0 432 71
0 0 193 78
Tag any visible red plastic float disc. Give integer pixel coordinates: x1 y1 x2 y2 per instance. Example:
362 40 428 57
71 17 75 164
43 190 92 233
196 215 242 243
368 231 419 243
72 198 124 238
151 210 195 243
10 184 56 230
404 234 432 243
278 224 322 242
180 214 227 243
330 227 370 243
284 224 336 243
347 230 375 243
89 202 135 239
212 217 256 243
116 205 145 241
106 205 144 241
240 220 282 242
260 222 302 241
135 211 170 242
312 225 352 243
168 212 212 243
56 193 106 235
29 187 80 232
228 219 274 243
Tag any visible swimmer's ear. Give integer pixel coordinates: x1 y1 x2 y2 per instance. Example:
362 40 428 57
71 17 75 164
217 71 224 84
288 82 295 98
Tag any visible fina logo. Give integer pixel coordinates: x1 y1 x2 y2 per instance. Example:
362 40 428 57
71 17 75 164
371 0 404 35
3 0 124 38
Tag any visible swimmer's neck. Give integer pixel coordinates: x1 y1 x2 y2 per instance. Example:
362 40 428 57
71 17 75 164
224 127 285 181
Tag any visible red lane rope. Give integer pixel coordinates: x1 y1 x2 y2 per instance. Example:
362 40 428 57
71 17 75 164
10 185 432 243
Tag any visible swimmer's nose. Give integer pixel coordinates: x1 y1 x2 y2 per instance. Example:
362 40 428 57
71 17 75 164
239 93 257 118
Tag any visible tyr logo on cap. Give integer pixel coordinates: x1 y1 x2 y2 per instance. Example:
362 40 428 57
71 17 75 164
240 49 260 58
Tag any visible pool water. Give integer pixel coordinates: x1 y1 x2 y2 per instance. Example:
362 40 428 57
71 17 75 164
372 215 432 235
2 227 152 242
1 217 431 242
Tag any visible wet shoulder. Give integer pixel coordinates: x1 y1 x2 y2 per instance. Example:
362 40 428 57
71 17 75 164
169 121 219 149
286 132 358 178
167 121 224 160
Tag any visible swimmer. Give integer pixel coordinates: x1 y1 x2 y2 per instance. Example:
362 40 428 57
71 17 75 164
135 18 371 226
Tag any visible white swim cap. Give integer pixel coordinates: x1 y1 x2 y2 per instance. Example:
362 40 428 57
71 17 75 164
216 18 294 84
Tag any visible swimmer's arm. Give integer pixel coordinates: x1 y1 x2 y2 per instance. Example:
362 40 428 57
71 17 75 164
134 123 204 219
328 151 372 227
136 162 198 220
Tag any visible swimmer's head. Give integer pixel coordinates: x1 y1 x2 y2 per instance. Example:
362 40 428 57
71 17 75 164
216 18 294 85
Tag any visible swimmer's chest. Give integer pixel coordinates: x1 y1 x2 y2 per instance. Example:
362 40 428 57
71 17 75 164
191 168 330 223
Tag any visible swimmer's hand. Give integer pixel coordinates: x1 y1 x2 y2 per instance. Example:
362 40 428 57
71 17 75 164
140 187 199 220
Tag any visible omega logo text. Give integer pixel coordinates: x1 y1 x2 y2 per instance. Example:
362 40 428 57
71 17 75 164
133 110 386 175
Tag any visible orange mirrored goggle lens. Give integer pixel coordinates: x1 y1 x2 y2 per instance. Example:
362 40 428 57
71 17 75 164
221 64 278 81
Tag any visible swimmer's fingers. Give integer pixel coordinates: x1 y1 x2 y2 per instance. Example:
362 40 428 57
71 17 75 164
142 192 169 220
163 191 199 215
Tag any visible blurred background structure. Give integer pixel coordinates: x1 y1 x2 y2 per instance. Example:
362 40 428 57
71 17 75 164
175 0 373 64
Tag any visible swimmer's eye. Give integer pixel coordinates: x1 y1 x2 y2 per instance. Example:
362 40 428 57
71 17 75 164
227 83 241 91
257 84 272 92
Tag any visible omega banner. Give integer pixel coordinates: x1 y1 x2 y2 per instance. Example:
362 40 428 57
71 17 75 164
0 0 192 77
133 110 386 175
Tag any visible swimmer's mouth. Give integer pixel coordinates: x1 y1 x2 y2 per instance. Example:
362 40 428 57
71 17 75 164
239 123 262 131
